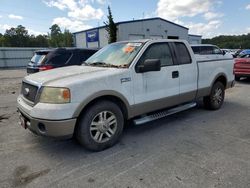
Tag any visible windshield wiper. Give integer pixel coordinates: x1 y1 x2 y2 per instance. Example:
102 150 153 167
91 62 109 66
89 62 129 68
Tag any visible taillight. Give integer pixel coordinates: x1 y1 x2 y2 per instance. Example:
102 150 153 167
233 62 237 74
39 65 53 71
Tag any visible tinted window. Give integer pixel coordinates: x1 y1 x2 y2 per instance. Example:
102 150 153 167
191 46 200 54
199 46 222 55
79 50 96 62
212 46 222 54
47 53 71 65
138 43 173 67
175 42 192 64
200 46 213 54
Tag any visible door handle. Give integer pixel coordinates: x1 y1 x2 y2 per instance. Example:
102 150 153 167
172 71 179 78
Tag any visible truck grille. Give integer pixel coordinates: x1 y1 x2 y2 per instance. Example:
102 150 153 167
21 82 39 103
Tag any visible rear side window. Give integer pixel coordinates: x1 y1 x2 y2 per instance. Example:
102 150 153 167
47 53 72 65
175 42 192 64
79 50 96 62
138 43 174 67
191 46 200 54
212 46 223 54
200 46 213 54
31 52 48 65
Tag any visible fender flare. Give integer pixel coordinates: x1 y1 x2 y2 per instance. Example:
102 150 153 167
73 90 131 118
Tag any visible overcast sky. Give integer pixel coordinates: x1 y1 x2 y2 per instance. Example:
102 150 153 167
0 0 250 38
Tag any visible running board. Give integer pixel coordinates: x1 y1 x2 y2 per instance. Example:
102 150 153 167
133 102 197 125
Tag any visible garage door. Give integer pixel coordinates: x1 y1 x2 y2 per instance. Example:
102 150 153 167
129 34 145 40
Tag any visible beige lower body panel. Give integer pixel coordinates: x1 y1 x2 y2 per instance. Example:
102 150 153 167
130 91 197 118
18 107 76 139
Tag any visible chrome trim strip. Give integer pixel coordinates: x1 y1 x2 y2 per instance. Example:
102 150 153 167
197 58 233 63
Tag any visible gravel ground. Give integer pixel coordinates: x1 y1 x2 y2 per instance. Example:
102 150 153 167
0 69 250 188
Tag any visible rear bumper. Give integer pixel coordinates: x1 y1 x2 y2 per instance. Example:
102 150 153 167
234 73 250 77
18 107 76 139
27 67 39 74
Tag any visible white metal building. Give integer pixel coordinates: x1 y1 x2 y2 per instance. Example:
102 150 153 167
73 17 201 48
188 34 202 44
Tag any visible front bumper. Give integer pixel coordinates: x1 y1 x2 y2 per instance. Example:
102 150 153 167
18 107 76 139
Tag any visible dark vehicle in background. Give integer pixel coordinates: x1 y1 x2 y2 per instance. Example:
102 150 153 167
27 48 98 74
233 49 243 58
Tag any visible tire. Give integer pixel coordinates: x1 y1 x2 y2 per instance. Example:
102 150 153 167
76 100 124 151
235 76 240 81
203 82 225 110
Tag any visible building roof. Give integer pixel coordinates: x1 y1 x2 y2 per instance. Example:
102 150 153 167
73 17 189 35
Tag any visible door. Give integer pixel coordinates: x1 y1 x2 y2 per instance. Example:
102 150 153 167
132 42 180 116
173 42 198 103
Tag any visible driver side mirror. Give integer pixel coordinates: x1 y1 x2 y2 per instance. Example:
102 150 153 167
137 59 161 73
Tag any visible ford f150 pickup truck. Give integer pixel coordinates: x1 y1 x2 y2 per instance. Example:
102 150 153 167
17 39 235 151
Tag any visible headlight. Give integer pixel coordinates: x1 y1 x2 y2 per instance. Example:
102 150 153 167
39 87 71 104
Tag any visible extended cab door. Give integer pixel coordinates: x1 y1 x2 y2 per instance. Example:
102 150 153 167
172 42 198 103
131 42 180 116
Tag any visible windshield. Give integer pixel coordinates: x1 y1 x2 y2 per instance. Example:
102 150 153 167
30 52 48 65
85 42 144 68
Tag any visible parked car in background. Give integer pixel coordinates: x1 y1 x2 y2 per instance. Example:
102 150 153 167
234 55 250 81
238 49 250 58
27 48 98 74
221 49 235 56
233 49 243 58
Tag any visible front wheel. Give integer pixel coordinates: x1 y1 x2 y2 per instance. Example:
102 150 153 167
76 100 124 151
203 82 225 110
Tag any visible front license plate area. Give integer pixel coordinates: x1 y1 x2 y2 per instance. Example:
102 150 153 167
19 114 27 129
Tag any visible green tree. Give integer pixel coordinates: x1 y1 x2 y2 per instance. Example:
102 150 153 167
202 33 250 49
29 34 48 47
48 24 63 47
4 25 29 47
49 24 61 37
48 24 73 47
104 6 117 43
0 33 3 47
63 29 73 47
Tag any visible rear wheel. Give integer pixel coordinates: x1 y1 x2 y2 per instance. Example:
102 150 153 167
76 100 124 151
203 82 225 110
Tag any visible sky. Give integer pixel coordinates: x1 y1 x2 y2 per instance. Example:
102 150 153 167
0 0 250 38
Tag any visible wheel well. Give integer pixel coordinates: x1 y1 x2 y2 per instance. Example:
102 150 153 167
214 75 227 87
78 95 129 120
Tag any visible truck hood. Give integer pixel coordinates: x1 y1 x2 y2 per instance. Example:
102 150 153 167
24 65 123 86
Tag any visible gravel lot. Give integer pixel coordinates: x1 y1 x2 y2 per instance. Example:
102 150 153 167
0 69 250 188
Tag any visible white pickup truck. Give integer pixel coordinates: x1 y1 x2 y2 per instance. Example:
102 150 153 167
17 39 235 151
